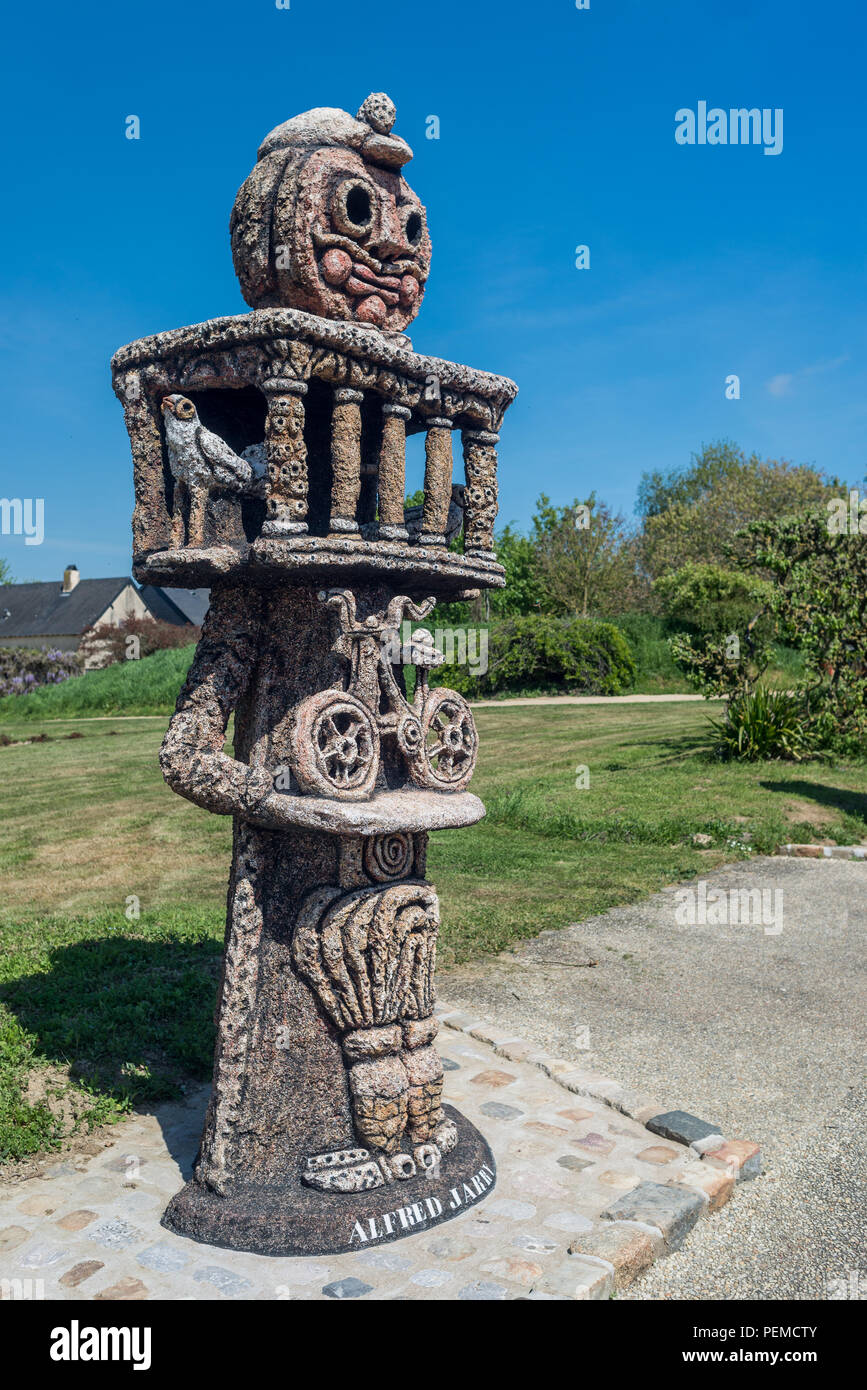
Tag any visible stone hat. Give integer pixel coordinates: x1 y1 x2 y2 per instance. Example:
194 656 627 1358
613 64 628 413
256 93 413 169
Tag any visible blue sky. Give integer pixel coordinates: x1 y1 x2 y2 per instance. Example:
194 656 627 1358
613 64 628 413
2 0 866 581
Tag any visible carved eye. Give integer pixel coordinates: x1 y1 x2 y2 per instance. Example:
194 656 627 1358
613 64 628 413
405 209 423 246
332 179 374 236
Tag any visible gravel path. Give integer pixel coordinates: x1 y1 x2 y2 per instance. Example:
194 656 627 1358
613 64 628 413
440 857 866 1299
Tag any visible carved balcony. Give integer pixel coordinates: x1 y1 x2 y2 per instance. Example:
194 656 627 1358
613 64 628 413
111 308 517 596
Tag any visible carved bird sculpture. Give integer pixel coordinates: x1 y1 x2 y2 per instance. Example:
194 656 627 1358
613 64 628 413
161 394 266 548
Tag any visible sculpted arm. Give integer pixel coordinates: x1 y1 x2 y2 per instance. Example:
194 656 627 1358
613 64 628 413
159 585 280 822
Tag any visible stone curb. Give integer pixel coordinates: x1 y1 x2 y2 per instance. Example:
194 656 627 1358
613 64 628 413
437 1002 761 1290
775 843 866 860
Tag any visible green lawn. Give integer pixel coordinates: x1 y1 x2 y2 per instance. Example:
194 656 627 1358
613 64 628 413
0 645 195 721
1 701 864 1165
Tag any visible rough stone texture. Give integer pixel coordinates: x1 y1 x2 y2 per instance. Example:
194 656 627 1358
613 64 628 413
110 97 518 1258
702 1139 762 1182
567 1223 657 1287
262 384 308 535
329 389 363 529
112 102 512 580
58 1261 104 1288
462 430 499 556
110 306 514 590
600 1181 706 1251
646 1111 723 1147
378 405 411 535
163 1105 495 1257
676 1166 735 1211
420 422 454 543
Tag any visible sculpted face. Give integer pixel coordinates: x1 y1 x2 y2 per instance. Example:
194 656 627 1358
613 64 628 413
280 146 430 330
231 95 432 334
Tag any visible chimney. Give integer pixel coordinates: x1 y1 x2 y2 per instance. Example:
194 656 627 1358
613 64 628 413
62 565 80 594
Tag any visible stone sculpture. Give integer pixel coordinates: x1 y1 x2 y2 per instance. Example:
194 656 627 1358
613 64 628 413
112 93 516 1255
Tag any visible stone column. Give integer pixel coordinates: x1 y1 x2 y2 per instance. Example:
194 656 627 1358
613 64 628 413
378 403 410 541
261 378 309 537
461 429 499 558
419 416 453 546
329 387 364 534
157 581 495 1255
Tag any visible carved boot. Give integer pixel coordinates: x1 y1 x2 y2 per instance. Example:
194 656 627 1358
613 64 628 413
342 1023 409 1155
401 1016 446 1144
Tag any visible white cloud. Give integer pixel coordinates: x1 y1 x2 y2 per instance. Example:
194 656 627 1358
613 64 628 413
766 354 849 399
766 373 793 397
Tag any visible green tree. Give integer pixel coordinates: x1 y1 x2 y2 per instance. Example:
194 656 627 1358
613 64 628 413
530 493 648 618
489 524 543 617
670 506 867 756
638 441 841 579
744 509 867 749
0 558 13 585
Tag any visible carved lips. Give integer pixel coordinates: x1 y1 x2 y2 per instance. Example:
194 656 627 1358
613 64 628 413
317 240 422 327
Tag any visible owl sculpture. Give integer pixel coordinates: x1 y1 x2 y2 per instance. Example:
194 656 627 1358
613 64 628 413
161 394 266 548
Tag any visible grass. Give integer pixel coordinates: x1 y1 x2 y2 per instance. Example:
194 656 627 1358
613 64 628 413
1 701 864 1163
0 625 809 718
0 645 196 720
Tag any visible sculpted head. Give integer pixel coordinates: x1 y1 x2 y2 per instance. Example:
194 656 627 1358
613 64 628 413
231 94 431 333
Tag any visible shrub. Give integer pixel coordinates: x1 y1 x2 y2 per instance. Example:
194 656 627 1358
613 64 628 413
442 615 636 697
0 647 81 698
78 616 201 667
653 562 772 637
670 508 867 758
610 612 684 683
708 688 817 762
669 630 769 700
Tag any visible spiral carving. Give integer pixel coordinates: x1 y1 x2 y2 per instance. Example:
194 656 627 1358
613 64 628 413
363 833 414 882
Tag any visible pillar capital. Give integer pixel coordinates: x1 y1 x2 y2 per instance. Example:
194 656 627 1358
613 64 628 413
261 376 308 395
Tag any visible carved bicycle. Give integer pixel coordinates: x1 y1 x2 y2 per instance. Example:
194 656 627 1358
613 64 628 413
288 589 477 799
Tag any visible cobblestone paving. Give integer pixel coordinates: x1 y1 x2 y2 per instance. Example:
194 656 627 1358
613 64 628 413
0 1022 746 1301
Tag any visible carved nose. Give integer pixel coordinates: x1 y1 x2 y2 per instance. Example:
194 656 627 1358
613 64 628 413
372 232 407 261
371 203 408 261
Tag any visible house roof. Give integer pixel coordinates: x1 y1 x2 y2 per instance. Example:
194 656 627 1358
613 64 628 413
138 586 210 627
0 578 133 640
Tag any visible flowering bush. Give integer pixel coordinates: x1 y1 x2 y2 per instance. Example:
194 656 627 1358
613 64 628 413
0 647 82 697
78 616 202 667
